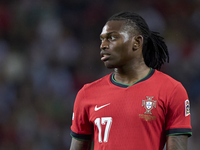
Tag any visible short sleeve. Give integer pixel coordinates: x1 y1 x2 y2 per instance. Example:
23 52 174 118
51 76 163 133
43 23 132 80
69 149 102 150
70 86 93 141
165 83 192 136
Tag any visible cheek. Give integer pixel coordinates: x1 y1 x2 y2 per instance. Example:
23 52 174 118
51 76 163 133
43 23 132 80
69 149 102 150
116 43 131 55
110 41 132 58
119 44 134 61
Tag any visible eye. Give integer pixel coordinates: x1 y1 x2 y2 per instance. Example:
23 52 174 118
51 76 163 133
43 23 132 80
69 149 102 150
109 35 117 41
111 36 116 40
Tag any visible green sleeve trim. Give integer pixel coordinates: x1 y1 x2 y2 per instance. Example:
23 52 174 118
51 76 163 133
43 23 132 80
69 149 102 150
70 130 92 141
70 134 91 141
167 132 192 137
166 128 192 137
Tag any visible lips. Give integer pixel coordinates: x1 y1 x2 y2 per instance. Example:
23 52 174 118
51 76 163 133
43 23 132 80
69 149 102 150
100 52 110 61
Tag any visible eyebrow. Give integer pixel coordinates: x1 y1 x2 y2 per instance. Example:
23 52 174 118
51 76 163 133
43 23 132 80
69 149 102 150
100 31 118 39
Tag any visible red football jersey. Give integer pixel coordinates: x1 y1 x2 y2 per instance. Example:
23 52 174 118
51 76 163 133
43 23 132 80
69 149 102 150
71 69 192 150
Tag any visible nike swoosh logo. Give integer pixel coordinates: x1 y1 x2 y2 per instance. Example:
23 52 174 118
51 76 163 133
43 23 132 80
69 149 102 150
94 103 110 111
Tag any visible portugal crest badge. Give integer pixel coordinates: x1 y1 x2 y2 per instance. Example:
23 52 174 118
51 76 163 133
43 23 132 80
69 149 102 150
142 96 157 115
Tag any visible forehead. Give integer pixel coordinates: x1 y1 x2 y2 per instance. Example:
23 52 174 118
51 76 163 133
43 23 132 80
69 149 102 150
100 20 125 35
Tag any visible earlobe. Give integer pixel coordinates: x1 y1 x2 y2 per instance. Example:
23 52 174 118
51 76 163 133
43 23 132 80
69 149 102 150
132 43 138 50
132 35 143 50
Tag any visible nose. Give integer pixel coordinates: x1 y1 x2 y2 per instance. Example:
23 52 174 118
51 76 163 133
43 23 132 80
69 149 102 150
100 40 109 50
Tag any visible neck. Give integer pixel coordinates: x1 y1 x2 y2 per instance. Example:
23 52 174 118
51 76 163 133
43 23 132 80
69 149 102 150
114 62 151 85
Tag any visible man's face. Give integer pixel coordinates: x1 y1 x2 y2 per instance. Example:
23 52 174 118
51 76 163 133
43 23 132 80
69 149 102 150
100 20 135 69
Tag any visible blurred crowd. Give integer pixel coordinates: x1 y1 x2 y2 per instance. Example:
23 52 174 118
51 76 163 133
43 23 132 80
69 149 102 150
0 0 199 149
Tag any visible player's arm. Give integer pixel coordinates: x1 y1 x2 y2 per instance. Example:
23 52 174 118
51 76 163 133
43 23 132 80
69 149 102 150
165 83 192 150
70 86 93 150
166 135 188 150
70 138 92 150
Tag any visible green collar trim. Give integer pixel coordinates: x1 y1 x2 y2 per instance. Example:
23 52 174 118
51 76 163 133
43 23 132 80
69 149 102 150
111 68 154 88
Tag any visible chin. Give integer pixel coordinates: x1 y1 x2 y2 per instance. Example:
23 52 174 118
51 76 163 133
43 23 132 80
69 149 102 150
104 62 117 69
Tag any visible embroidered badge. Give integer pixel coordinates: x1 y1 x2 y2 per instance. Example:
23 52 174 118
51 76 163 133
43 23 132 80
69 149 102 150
185 99 190 117
142 96 157 115
140 96 157 121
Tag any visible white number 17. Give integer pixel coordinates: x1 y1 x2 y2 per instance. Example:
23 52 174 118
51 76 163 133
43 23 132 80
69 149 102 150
94 117 112 143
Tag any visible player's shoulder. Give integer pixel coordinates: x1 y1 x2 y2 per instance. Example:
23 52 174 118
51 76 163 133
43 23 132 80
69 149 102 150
82 73 111 90
154 69 182 87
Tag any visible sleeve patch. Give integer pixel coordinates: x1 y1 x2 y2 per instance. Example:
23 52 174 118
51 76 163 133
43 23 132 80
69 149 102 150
185 99 190 117
72 112 74 120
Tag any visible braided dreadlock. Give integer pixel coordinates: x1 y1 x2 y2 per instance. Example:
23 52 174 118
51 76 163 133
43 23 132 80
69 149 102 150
107 11 169 70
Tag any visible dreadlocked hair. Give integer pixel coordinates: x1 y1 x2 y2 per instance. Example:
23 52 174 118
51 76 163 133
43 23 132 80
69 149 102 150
108 11 169 70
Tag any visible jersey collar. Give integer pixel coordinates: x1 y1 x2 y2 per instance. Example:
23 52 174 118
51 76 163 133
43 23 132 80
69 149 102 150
110 68 155 88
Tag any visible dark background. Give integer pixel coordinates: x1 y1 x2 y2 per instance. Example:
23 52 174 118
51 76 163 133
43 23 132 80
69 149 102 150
0 0 199 149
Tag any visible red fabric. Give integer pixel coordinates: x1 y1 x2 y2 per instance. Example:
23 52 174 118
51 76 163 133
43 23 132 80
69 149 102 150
71 69 192 150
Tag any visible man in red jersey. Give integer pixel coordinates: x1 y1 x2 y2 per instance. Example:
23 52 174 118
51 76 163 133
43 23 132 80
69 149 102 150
70 11 192 150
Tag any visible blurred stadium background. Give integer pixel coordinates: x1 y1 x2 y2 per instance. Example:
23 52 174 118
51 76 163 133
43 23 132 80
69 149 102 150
0 0 199 149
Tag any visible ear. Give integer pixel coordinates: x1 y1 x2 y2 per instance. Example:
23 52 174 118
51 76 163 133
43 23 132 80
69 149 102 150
132 35 143 50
